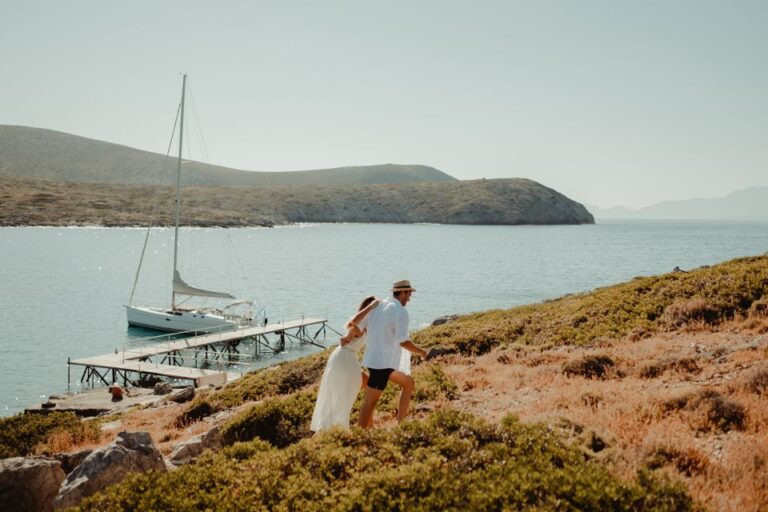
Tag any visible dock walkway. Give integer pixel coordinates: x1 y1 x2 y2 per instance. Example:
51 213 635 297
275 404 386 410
69 317 329 388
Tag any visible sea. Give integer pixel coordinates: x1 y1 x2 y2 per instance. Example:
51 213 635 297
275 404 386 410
1 220 767 417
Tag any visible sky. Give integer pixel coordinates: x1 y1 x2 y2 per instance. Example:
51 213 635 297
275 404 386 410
1 1 766 208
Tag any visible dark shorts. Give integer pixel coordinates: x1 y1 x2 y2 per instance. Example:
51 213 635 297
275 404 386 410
367 368 395 391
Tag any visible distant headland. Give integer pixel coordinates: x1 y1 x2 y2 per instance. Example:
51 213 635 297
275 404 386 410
0 125 593 227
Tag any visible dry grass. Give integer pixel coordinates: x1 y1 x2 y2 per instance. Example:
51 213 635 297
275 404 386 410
33 424 104 455
442 326 768 511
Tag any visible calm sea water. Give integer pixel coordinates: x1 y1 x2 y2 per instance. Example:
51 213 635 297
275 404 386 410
1 220 767 416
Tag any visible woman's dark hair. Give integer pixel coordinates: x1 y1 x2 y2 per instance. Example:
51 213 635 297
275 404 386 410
358 295 376 311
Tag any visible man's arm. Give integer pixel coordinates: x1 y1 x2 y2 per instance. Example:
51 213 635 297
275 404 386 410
399 340 427 359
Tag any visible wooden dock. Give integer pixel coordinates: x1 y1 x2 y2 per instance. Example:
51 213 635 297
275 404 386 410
69 317 329 388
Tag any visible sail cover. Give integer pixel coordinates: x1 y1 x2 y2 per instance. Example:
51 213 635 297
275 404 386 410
173 271 235 299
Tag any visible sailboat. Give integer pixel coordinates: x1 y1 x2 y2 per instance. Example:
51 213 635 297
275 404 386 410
125 75 258 333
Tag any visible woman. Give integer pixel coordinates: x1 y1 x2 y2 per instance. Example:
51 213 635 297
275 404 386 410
310 296 379 432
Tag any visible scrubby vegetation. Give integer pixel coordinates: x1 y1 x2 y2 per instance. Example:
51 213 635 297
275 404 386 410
0 175 594 227
176 351 329 426
76 409 694 511
413 255 768 354
645 446 709 477
660 389 746 433
639 357 701 379
0 411 100 458
562 354 616 379
744 368 768 395
11 254 768 509
221 391 316 448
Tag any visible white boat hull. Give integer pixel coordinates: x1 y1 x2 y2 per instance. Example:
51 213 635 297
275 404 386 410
126 305 235 333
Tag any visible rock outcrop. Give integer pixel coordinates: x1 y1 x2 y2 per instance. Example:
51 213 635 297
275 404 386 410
54 431 166 508
169 426 222 466
0 457 65 512
154 382 173 395
54 448 93 475
167 386 195 404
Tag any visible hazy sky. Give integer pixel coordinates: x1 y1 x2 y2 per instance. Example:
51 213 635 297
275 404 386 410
2 1 766 208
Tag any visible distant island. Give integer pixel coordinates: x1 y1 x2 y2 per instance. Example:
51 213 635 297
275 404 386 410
587 186 768 220
0 126 593 227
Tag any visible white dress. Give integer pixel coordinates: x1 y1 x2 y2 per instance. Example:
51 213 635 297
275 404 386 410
310 335 367 432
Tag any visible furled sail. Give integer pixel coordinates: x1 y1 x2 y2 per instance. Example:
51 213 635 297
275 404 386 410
173 271 235 299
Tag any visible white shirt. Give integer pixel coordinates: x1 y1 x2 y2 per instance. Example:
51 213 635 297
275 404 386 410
360 297 410 370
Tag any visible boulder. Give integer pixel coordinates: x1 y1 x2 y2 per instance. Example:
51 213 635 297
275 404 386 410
54 447 93 475
431 314 459 326
154 381 173 395
0 457 65 512
169 426 221 466
54 431 166 508
168 386 195 404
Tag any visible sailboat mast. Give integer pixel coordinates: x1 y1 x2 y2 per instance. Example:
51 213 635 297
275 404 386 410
172 73 187 310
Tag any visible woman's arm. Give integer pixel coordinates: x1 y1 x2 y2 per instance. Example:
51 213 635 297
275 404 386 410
340 298 379 346
346 298 380 330
340 324 363 345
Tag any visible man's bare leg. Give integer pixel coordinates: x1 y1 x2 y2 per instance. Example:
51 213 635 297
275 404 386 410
388 371 415 423
358 387 383 428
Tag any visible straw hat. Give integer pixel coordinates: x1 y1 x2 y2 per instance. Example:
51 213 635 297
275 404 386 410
392 279 416 292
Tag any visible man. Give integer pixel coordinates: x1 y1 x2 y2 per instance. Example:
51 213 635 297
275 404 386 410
356 279 428 428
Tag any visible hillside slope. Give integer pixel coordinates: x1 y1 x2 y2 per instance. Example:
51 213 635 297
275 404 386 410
8 255 768 510
0 125 455 187
0 176 594 226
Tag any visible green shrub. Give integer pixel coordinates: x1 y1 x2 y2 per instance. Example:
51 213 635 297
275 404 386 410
220 438 274 461
216 350 327 408
0 411 98 458
413 364 459 402
412 255 768 353
175 350 329 425
221 391 316 448
77 409 696 511
175 397 222 427
371 363 460 416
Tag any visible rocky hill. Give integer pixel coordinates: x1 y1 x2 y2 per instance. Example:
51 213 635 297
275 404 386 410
0 176 594 226
0 125 455 187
